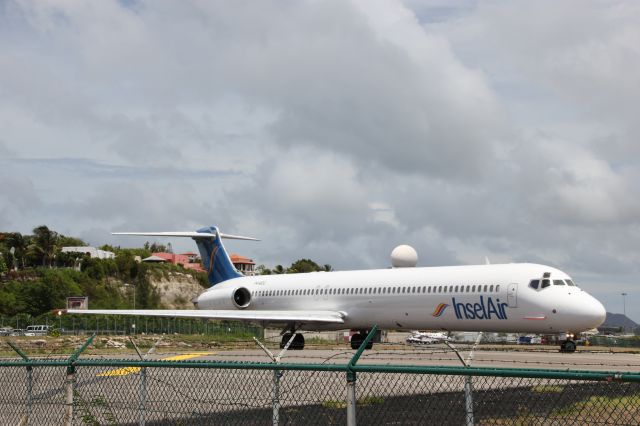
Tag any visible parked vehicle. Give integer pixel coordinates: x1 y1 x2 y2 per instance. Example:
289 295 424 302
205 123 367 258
406 331 450 345
517 335 541 345
0 327 13 336
24 325 49 336
406 334 439 345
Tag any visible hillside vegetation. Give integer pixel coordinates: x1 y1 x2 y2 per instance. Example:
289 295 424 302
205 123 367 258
0 226 330 321
0 226 208 318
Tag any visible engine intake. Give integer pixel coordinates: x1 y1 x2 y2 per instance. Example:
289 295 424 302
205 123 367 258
232 287 251 309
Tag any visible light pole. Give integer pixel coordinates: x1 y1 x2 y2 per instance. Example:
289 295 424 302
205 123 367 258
125 283 137 336
622 292 628 333
124 283 136 309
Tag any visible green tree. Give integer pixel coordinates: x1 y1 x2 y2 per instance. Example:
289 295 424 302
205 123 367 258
149 242 167 253
115 252 140 280
0 289 19 316
255 264 272 275
287 259 323 273
29 225 59 267
57 234 86 247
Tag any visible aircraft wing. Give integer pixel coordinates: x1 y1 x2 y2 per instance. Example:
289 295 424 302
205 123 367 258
65 309 345 324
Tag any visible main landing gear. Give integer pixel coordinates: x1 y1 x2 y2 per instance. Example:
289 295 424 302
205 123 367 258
350 331 373 350
560 340 576 353
280 333 305 350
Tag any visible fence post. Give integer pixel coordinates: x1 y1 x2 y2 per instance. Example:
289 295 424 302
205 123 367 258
272 369 282 426
64 334 97 426
346 377 356 426
253 333 298 426
7 341 33 425
445 332 483 426
346 325 378 426
130 336 163 426
464 376 474 426
63 365 74 426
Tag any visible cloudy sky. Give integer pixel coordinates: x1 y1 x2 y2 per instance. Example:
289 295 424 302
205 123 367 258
1 0 639 320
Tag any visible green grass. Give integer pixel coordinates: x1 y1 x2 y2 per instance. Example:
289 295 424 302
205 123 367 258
552 394 640 417
530 385 564 393
481 393 640 425
322 396 385 409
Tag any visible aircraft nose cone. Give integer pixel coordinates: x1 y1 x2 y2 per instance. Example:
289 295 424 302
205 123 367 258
580 294 606 329
592 298 607 327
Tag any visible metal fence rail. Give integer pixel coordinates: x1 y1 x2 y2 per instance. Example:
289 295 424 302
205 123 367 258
1 334 640 425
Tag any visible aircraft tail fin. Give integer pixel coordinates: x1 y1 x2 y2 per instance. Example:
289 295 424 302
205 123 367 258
113 226 259 286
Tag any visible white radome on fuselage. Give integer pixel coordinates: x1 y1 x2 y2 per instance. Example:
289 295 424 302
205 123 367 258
195 263 606 335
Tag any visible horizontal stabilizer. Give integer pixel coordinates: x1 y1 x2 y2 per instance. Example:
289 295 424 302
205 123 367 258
66 309 344 324
113 225 258 286
112 231 259 241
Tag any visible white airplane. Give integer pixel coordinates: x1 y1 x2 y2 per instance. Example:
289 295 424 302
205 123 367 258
67 226 606 353
406 331 451 345
410 331 451 342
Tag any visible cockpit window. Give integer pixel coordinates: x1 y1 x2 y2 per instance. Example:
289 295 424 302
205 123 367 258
541 279 551 288
565 279 576 287
529 280 540 290
553 280 565 286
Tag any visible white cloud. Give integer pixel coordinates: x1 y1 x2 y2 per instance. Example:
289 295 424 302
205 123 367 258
1 0 640 319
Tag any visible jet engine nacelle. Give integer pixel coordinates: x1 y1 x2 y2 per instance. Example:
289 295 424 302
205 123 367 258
232 287 252 309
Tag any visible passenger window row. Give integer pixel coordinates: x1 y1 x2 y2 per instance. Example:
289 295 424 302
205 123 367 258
255 284 501 298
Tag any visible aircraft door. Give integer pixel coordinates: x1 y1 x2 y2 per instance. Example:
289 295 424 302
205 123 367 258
507 283 518 308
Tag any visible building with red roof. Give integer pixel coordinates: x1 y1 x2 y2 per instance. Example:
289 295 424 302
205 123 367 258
150 252 205 272
230 253 256 276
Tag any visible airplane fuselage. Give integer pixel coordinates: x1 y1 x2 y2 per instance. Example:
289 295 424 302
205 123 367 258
195 263 606 335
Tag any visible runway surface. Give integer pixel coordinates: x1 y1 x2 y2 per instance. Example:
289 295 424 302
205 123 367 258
121 345 640 372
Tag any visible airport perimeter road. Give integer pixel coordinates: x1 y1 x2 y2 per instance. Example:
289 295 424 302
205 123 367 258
129 346 640 372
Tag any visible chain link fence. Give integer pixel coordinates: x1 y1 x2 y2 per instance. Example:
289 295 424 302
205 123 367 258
1 315 262 338
1 335 640 425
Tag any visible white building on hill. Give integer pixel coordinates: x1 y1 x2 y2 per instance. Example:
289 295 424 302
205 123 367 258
61 247 115 259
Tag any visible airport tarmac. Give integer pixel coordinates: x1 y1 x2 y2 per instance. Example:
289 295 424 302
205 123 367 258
77 345 640 372
174 347 640 371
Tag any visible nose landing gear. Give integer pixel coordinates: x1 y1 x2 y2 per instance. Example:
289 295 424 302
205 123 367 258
560 339 576 353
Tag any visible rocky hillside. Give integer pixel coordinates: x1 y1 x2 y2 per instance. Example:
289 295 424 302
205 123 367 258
149 272 206 309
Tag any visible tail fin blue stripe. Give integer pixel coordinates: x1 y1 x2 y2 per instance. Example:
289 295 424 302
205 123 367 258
194 226 242 286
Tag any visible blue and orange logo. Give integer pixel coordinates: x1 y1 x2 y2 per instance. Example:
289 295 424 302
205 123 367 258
431 303 449 317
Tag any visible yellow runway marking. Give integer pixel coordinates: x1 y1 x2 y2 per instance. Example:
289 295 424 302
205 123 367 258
97 352 214 377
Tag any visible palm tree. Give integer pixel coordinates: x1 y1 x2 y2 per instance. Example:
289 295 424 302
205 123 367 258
272 265 286 274
5 232 28 269
30 226 59 267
